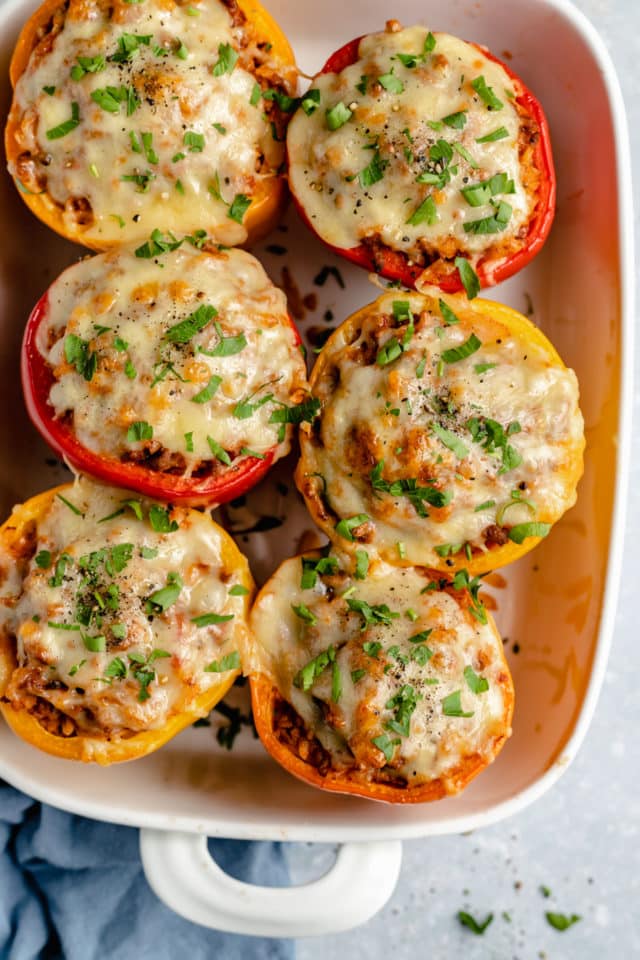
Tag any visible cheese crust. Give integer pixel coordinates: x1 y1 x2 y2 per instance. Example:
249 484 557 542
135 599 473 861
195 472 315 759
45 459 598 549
34 243 308 479
0 478 252 748
249 551 513 798
7 0 295 247
296 290 585 572
287 25 544 274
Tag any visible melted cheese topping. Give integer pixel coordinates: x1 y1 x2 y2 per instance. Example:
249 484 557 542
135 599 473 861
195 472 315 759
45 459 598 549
298 291 584 567
11 0 288 245
40 244 308 471
288 26 536 264
249 553 512 787
0 478 250 736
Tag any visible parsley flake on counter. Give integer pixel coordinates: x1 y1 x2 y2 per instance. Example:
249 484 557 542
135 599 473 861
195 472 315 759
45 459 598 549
457 911 494 934
546 912 581 931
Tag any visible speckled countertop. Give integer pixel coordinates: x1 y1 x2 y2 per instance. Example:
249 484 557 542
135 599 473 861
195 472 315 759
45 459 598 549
289 1 640 955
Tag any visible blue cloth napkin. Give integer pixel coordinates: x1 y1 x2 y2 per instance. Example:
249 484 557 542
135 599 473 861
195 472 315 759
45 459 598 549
0 780 294 960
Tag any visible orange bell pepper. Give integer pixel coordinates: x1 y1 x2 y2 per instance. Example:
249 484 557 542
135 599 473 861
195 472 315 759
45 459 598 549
0 484 253 764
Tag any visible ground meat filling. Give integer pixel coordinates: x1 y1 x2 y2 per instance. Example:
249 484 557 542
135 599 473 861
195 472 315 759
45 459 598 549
360 100 543 272
272 693 411 789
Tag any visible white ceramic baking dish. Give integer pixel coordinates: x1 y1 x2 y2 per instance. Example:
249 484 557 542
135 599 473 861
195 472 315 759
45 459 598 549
0 0 633 938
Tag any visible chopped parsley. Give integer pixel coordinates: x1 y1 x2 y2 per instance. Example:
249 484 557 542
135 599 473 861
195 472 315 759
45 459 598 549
294 646 336 691
442 333 482 364
207 436 231 465
301 88 320 114
545 912 581 931
46 101 80 139
457 911 494 934
91 85 138 115
212 42 238 76
183 130 205 152
464 201 513 234
431 424 469 459
291 602 317 625
64 334 96 381
471 75 504 110
442 690 474 718
70 55 105 81
371 733 399 762
406 195 438 227
370 461 452 517
326 102 352 130
354 549 369 581
229 584 249 597
126 420 153 442
378 70 404 94
467 416 522 473
300 554 338 590
191 375 222 404
191 612 234 626
335 514 369 541
205 651 241 673
455 258 480 299
165 303 217 342
476 125 509 143
145 572 183 614
149 505 178 533
464 665 489 694
508 521 551 544
442 110 467 129
346 597 400 631
359 151 388 188
227 193 252 223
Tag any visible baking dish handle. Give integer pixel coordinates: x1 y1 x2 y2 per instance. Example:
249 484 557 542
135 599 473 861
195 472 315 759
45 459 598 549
139 828 402 937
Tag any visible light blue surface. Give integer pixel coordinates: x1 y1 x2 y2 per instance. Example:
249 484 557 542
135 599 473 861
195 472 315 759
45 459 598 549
294 0 640 954
0 781 294 959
